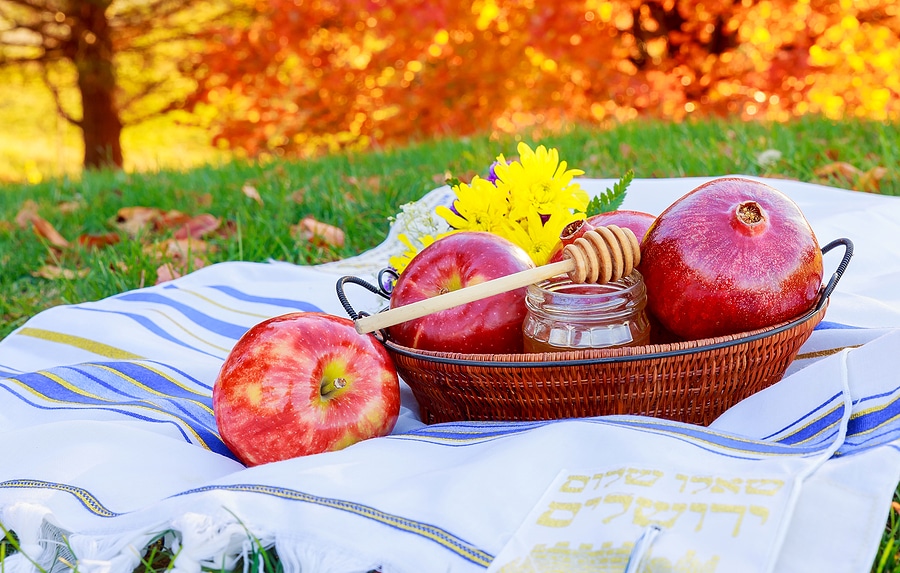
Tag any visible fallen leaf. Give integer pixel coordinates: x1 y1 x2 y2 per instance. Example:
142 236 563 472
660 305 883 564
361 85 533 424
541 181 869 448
289 188 308 203
343 175 382 190
30 215 70 248
242 184 264 206
146 237 212 259
32 265 89 280
78 232 121 249
57 200 83 214
174 214 221 240
196 193 214 207
814 161 863 184
15 200 40 229
115 206 166 236
292 216 346 248
155 257 208 285
857 166 887 193
155 209 192 232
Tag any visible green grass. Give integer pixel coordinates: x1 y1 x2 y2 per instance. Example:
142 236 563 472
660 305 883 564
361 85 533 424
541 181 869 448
1 115 899 571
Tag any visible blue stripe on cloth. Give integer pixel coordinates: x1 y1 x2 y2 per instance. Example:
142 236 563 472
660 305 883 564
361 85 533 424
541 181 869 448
202 285 323 312
814 321 863 330
0 365 234 459
73 307 227 360
173 484 494 567
0 367 20 378
591 417 829 458
114 292 249 339
761 392 845 441
773 404 848 446
392 420 551 445
0 380 199 446
396 418 828 459
61 365 214 427
144 359 216 392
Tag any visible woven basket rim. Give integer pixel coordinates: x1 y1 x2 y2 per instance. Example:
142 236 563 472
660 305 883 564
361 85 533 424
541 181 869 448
383 296 829 369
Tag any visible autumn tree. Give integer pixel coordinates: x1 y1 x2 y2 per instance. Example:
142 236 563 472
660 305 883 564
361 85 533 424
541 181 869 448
187 0 900 159
0 0 240 170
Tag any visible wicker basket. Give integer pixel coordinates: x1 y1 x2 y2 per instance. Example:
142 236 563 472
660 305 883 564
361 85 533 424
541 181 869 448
337 238 853 427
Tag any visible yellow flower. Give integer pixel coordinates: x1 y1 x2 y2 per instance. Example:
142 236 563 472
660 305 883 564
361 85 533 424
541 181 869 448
389 231 456 275
492 142 588 222
501 207 581 266
435 176 510 234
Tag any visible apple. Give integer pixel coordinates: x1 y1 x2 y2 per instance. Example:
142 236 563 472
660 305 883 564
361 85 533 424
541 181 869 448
388 231 535 353
638 177 824 340
547 209 657 263
213 312 400 466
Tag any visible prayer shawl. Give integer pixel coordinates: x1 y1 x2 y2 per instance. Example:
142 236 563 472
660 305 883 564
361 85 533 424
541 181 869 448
2 176 900 573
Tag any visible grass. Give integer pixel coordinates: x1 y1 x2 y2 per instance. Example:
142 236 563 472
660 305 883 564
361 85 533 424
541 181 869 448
1 115 899 571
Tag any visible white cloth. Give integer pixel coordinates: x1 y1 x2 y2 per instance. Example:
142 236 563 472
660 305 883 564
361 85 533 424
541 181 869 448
1 176 899 573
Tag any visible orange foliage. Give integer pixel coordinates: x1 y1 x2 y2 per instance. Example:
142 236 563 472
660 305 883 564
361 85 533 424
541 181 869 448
186 0 900 158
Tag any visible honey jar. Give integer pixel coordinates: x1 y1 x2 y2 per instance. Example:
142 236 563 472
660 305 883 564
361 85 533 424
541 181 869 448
522 271 651 353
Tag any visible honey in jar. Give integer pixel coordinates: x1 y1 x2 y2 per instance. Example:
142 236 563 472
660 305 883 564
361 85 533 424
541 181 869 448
522 271 651 353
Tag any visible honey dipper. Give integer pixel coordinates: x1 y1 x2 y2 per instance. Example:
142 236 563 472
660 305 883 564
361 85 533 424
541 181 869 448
353 225 641 335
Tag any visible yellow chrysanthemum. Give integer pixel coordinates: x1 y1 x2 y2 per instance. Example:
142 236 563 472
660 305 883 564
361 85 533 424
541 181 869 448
492 142 588 222
501 208 581 266
388 231 456 274
435 176 510 234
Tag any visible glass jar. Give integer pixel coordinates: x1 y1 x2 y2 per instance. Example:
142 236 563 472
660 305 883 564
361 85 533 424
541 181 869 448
522 270 651 353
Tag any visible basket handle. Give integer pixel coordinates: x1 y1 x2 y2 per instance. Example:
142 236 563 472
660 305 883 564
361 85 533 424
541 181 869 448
817 237 853 311
335 268 397 322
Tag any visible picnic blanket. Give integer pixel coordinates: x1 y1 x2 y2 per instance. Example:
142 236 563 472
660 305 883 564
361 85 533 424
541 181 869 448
2 176 900 573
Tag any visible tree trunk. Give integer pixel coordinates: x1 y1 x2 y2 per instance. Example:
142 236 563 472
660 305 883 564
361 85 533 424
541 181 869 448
74 0 123 170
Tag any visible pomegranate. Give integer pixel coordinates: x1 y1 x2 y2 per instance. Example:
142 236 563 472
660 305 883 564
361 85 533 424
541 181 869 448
639 177 823 340
547 210 657 263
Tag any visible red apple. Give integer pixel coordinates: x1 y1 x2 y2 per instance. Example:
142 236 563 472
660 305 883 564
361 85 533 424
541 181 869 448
547 210 657 263
639 177 824 340
388 231 535 353
213 312 400 466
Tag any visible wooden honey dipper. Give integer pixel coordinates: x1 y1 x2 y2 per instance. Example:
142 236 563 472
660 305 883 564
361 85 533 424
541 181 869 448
354 224 642 334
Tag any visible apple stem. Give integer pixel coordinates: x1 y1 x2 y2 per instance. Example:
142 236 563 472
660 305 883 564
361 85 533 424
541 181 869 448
320 377 347 398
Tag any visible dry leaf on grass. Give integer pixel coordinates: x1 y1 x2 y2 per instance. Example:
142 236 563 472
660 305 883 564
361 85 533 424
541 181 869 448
814 161 864 183
14 200 40 229
815 162 888 192
78 232 121 249
32 265 89 280
288 188 308 203
857 166 888 193
343 175 382 190
155 258 208 284
292 216 346 248
242 185 264 206
57 200 84 214
174 214 221 240
115 206 167 236
29 215 70 248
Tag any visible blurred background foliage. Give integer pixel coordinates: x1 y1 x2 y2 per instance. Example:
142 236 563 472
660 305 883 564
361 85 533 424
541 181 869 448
0 0 898 182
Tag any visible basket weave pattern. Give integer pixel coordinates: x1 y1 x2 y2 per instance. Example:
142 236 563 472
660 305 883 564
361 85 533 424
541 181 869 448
386 302 826 426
